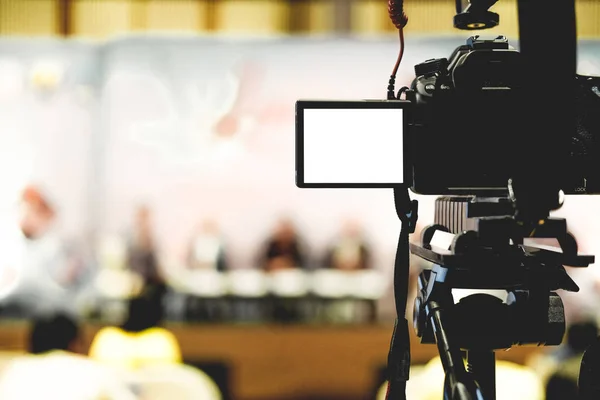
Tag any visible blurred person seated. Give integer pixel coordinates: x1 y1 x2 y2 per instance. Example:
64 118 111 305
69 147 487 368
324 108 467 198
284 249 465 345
257 218 309 322
322 219 372 271
259 218 307 272
527 319 598 393
186 219 228 271
0 185 89 318
183 220 229 322
376 356 544 400
315 220 377 324
0 313 137 400
89 296 182 370
126 205 166 306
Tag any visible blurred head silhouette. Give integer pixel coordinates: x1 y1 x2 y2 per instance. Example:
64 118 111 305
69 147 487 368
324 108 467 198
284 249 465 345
133 205 154 248
273 218 297 245
29 314 81 355
339 218 363 240
19 185 55 240
545 374 578 400
122 296 164 333
135 205 152 231
567 320 598 353
198 219 219 236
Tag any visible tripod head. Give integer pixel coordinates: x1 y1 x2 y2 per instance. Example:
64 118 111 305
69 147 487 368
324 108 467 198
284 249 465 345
411 196 594 399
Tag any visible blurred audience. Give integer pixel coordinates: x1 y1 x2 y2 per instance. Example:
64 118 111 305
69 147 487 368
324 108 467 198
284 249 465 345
186 219 228 271
126 206 166 306
0 185 89 318
89 296 182 370
259 218 307 271
322 219 371 271
0 313 136 399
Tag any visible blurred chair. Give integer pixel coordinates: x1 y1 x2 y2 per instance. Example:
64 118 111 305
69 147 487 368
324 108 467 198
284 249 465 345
268 269 309 297
348 270 387 323
185 270 227 322
310 270 357 324
186 219 228 272
226 269 268 322
226 269 268 297
157 261 190 322
97 236 128 271
268 269 310 323
94 269 144 300
186 270 227 298
310 270 351 299
349 270 387 300
131 364 222 400
93 268 144 323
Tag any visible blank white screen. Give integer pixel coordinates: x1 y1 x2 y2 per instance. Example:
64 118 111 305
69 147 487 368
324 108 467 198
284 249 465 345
303 108 403 184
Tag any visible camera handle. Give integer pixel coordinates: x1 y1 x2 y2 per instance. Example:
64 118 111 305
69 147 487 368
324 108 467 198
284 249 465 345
384 185 418 400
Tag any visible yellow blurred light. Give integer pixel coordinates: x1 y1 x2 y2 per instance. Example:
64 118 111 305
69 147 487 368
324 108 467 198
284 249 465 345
214 0 288 34
0 0 57 36
29 61 64 91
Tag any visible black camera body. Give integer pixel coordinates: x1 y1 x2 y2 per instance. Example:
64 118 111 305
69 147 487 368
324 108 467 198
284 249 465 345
406 35 600 196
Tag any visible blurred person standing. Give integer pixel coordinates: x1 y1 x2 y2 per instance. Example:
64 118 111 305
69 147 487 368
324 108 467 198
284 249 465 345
259 217 307 271
186 219 228 271
0 313 137 400
0 185 89 318
126 206 166 306
322 219 372 271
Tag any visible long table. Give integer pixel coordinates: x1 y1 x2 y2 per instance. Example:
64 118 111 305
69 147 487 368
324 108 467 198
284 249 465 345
0 322 546 400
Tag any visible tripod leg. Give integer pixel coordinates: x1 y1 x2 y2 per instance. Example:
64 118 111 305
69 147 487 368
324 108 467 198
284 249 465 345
427 300 483 400
467 350 496 400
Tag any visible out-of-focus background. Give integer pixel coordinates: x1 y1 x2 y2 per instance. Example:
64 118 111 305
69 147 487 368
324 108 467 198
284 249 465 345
0 0 599 399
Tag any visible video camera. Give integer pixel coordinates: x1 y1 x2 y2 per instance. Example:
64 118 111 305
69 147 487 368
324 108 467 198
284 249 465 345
296 33 600 197
408 35 600 196
295 0 600 399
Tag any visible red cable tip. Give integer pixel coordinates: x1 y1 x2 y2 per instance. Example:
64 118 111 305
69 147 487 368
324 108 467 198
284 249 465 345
388 0 408 29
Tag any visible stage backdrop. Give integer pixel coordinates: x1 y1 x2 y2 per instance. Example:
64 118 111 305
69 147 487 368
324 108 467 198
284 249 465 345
0 39 100 238
1 35 600 317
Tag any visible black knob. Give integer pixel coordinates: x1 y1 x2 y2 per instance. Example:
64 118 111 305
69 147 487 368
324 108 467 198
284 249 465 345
414 58 448 78
454 11 499 31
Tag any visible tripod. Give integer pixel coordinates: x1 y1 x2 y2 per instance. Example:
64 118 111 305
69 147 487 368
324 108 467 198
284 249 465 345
410 196 594 399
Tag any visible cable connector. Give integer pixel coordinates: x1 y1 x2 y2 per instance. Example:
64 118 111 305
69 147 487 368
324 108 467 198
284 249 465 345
387 75 397 100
